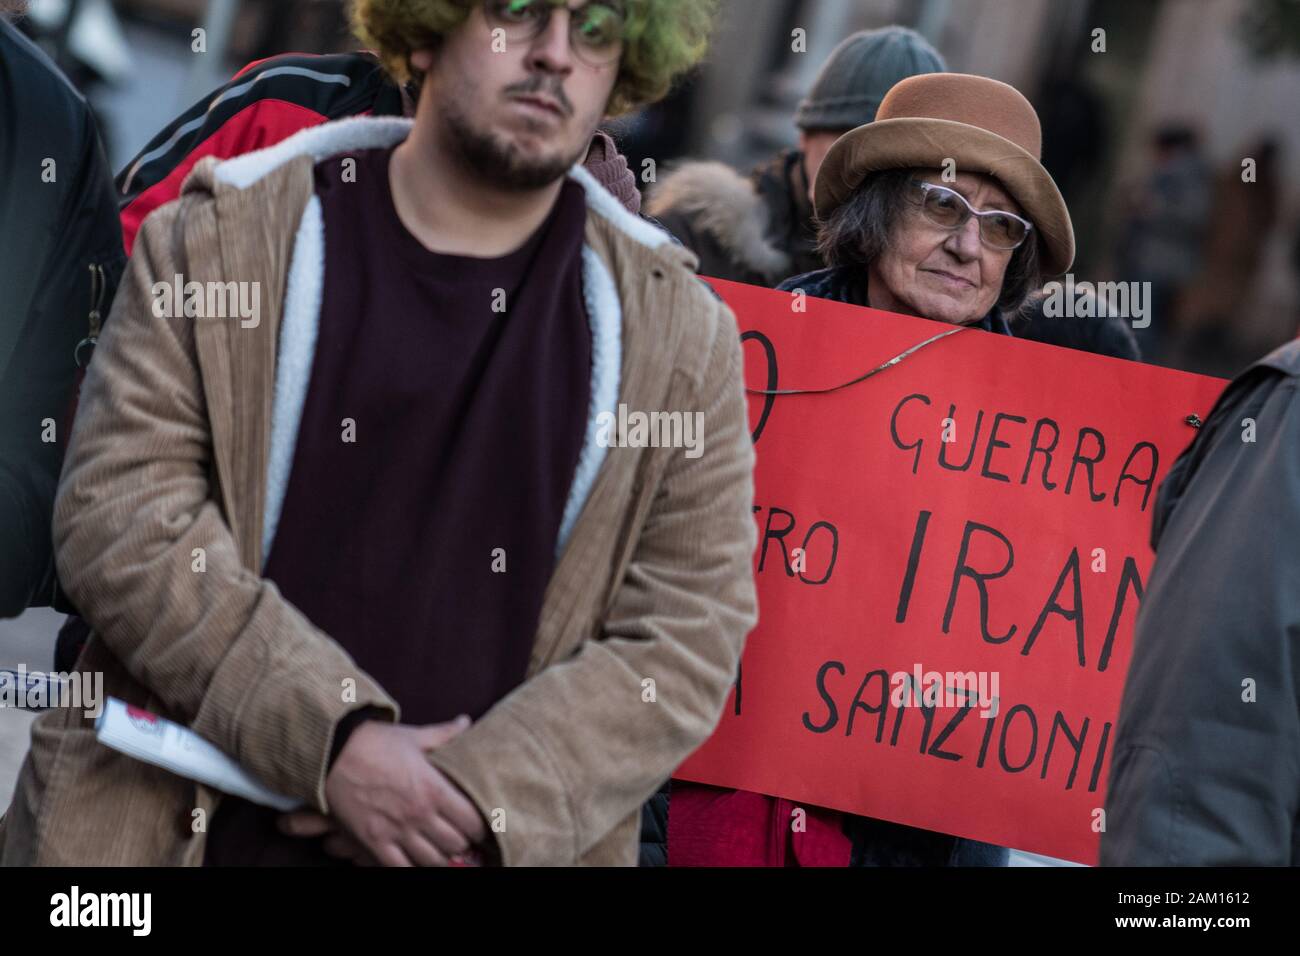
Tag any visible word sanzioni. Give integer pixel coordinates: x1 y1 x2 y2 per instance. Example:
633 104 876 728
803 660 1112 793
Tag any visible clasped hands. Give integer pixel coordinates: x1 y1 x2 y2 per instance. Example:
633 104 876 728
278 717 488 867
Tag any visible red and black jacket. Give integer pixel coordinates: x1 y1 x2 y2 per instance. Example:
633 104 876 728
117 50 408 254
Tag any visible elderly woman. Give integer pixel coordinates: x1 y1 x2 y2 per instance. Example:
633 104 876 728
671 73 1077 869
777 72 1074 331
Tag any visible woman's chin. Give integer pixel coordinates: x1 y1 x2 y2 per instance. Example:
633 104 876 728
911 297 976 326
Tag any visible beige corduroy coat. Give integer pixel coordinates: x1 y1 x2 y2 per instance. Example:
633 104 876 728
0 117 757 866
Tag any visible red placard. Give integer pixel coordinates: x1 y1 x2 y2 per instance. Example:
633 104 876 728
673 279 1228 865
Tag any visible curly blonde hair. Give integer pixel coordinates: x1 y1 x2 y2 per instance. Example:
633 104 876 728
352 0 718 115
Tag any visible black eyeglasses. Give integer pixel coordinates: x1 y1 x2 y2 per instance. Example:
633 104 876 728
484 0 626 68
906 180 1033 251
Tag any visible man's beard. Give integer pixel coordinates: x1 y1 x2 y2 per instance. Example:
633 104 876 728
440 96 587 192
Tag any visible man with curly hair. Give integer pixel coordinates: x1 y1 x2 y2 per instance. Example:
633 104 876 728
0 0 756 867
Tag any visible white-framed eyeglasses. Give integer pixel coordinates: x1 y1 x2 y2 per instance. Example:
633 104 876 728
906 180 1033 251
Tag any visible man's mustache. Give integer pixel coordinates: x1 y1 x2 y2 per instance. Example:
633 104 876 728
505 76 574 117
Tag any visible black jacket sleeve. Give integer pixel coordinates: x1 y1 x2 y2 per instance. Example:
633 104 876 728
0 21 125 616
1101 365 1300 865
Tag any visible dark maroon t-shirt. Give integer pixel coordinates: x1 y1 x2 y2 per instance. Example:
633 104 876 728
204 146 591 865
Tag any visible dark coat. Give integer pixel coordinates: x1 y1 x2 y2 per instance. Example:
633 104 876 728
0 20 124 617
1017 296 1141 361
638 782 671 867
648 150 822 286
1101 338 1300 865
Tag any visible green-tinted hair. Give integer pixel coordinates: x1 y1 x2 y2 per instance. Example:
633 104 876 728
352 0 718 115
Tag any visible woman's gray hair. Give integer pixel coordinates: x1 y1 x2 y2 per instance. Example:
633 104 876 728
816 167 1042 315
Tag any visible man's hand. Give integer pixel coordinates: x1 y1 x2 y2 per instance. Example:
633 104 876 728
277 811 485 866
303 716 486 866
277 811 379 865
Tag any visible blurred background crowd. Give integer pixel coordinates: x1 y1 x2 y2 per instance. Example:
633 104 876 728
13 0 1300 378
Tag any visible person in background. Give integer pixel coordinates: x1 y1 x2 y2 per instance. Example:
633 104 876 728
646 26 945 287
1116 124 1211 364
1102 331 1300 865
672 72 1075 867
1172 136 1283 376
0 6 124 620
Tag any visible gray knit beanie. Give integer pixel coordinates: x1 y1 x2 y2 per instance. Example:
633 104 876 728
795 26 947 132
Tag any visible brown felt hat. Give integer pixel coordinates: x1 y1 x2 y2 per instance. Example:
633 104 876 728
815 72 1075 276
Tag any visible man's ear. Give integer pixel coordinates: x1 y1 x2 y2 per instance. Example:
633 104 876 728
406 48 437 105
